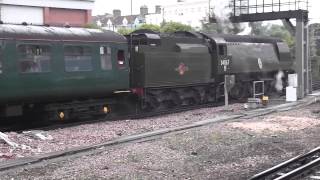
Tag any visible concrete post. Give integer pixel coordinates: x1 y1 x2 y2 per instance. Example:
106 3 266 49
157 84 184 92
295 18 305 99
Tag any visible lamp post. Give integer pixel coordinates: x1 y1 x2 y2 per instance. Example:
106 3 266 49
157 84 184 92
131 0 133 29
209 0 211 15
131 0 133 16
162 7 165 25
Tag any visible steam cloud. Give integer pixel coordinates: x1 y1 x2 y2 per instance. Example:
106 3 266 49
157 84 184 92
275 71 284 91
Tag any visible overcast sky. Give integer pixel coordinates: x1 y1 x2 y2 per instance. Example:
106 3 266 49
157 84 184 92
93 0 319 23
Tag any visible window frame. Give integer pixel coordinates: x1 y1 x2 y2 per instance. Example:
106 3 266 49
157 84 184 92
117 49 126 69
17 43 52 74
100 45 113 71
63 45 94 73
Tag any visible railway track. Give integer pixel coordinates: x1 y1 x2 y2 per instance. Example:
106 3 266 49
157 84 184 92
0 101 225 132
250 147 320 180
0 96 317 172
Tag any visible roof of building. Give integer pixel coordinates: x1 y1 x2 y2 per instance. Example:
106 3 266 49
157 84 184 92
92 13 113 25
94 14 145 27
113 15 139 25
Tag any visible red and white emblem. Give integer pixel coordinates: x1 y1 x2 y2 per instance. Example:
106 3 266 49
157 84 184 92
175 63 189 75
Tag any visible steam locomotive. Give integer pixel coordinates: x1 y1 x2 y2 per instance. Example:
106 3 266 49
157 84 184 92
0 24 293 120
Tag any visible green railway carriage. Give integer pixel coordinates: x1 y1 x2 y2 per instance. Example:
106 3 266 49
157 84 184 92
0 24 130 118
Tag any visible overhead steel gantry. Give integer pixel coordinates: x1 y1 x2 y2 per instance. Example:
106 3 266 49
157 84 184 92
227 0 310 99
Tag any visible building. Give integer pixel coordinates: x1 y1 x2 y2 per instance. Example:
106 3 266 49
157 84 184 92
145 5 163 25
94 0 211 32
0 0 94 27
146 0 210 30
95 6 149 32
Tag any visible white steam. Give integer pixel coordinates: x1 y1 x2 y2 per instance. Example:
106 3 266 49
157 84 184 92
238 24 251 35
211 0 234 34
211 0 231 20
275 71 284 91
211 0 247 34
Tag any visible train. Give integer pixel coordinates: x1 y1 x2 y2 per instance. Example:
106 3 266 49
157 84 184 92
0 24 294 120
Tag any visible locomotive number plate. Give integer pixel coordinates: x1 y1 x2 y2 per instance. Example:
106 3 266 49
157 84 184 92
221 59 230 66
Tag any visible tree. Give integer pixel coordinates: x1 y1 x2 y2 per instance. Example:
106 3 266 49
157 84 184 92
267 24 295 48
138 24 161 32
117 28 133 35
83 23 101 29
249 22 267 36
248 22 295 48
160 22 193 33
201 12 244 34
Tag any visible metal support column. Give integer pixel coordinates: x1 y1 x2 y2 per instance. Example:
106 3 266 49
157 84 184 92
305 24 312 94
295 18 305 98
228 0 310 98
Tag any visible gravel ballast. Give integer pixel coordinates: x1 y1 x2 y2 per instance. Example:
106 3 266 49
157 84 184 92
0 102 320 179
0 103 244 162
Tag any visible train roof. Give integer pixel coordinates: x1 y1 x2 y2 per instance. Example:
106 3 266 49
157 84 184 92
128 30 285 45
202 33 283 44
0 24 127 43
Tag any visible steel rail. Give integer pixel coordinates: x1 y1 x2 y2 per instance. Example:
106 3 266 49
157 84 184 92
250 146 320 180
275 157 320 180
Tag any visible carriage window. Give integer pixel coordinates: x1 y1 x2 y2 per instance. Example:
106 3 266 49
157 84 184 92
117 50 126 68
64 46 92 72
18 45 51 73
100 46 112 70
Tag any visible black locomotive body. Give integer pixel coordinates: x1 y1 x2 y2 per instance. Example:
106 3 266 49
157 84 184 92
128 30 294 110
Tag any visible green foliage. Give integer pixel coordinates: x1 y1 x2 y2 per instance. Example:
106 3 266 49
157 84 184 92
249 22 267 36
250 23 295 48
160 22 193 33
138 24 161 32
201 23 219 33
267 25 295 48
201 11 245 34
201 21 244 34
116 22 193 35
117 28 133 35
83 23 101 29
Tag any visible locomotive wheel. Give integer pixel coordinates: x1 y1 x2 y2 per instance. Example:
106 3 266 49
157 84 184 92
264 81 275 95
205 87 216 103
190 89 201 105
142 93 159 112
170 91 182 107
158 91 172 109
230 83 247 100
